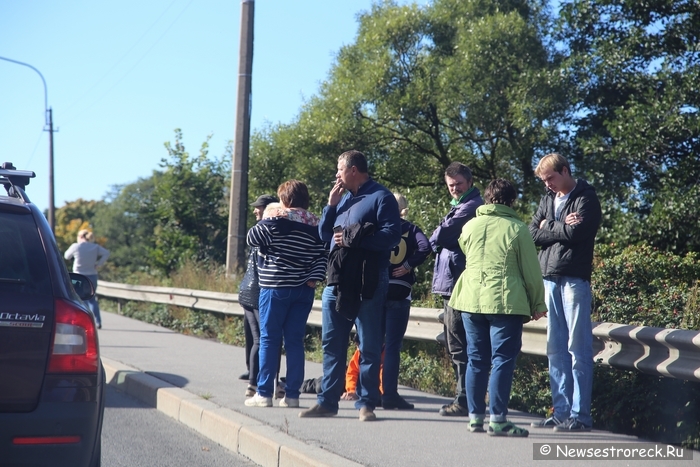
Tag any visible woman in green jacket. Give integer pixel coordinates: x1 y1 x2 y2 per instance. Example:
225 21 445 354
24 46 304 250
449 179 547 437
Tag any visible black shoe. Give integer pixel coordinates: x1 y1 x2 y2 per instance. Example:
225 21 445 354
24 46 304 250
531 415 565 428
553 418 592 432
382 396 414 410
238 372 249 380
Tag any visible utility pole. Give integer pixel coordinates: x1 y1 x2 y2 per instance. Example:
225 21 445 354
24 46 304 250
226 0 254 277
0 56 56 233
47 107 55 231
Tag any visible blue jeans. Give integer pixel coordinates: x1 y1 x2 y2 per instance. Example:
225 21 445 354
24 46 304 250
84 274 101 326
545 276 593 427
317 270 388 412
257 285 314 399
462 313 523 423
381 298 410 401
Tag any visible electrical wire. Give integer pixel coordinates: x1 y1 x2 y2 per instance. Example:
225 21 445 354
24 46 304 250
23 129 46 168
62 0 195 125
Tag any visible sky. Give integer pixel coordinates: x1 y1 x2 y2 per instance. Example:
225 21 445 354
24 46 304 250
0 0 420 213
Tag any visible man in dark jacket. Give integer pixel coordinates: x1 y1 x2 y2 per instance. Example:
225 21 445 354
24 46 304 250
299 150 401 422
528 153 601 433
430 162 483 416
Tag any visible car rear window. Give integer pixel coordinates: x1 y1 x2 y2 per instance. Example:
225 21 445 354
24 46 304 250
0 211 52 296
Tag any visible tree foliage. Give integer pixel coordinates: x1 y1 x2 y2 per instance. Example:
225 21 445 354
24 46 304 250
54 199 107 256
557 0 700 252
59 130 232 280
148 129 231 275
250 0 567 221
56 0 700 279
92 177 158 278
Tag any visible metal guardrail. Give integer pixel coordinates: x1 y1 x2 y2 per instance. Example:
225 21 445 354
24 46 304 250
97 281 700 382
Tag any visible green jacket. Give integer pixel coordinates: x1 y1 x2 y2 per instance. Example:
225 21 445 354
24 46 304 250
448 204 546 322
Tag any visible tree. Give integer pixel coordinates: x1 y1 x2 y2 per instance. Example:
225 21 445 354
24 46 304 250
148 129 231 274
250 0 568 222
557 0 700 252
92 177 159 279
54 199 107 258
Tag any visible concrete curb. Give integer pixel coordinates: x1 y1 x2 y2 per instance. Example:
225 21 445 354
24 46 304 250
102 357 361 467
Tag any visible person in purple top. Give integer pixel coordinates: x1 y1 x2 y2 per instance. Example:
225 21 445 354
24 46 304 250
430 162 484 416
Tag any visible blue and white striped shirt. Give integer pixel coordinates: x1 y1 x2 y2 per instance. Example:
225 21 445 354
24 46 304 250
247 216 327 288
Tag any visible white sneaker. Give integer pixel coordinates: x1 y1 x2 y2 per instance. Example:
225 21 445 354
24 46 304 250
244 393 272 407
279 397 299 408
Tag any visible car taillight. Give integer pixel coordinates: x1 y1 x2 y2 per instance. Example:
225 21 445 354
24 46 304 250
47 299 98 374
13 436 81 445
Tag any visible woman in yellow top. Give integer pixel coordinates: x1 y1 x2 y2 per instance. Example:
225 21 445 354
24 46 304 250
449 179 547 437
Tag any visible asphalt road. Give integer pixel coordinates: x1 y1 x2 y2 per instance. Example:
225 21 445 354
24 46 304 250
102 384 257 467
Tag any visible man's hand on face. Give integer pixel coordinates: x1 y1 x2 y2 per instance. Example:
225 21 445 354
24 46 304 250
328 179 345 207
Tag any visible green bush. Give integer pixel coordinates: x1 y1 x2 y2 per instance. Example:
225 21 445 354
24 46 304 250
592 367 700 448
107 300 175 328
592 244 700 328
399 340 454 398
510 355 552 416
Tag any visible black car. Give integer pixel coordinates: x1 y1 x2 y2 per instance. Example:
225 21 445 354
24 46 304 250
0 163 104 467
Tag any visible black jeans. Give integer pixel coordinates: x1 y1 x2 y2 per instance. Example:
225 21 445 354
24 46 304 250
243 306 261 388
243 315 253 373
443 298 468 407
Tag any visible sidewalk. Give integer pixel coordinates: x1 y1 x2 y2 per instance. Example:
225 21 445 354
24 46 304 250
99 311 695 467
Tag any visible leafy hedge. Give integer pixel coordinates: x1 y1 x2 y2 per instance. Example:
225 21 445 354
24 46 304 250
592 244 700 329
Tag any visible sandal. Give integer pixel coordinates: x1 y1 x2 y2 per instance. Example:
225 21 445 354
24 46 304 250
469 417 485 433
488 421 529 437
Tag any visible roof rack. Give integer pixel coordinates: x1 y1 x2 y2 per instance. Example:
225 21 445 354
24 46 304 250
1 162 36 202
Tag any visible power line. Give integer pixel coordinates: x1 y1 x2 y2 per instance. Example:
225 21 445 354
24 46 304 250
63 0 195 125
63 0 180 116
23 129 46 168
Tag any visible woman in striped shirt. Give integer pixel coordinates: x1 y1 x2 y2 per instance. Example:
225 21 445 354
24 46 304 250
245 180 327 409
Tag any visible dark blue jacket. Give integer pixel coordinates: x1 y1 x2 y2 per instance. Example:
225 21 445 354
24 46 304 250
319 178 401 269
430 188 484 297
